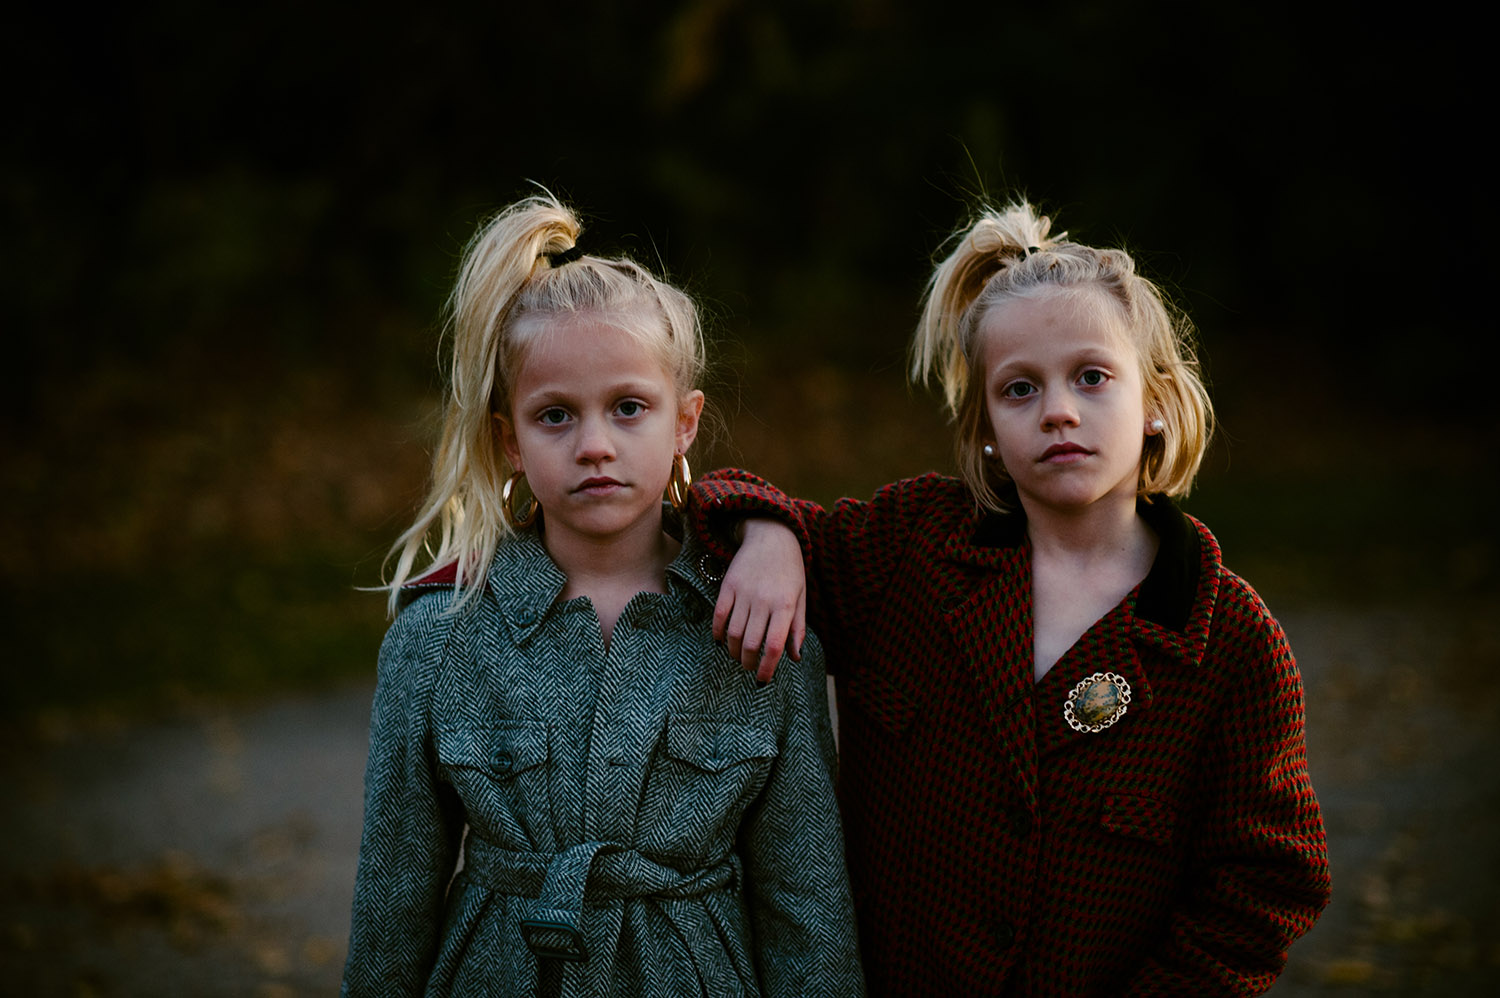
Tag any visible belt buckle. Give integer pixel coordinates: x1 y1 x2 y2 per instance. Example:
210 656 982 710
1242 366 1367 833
519 918 588 962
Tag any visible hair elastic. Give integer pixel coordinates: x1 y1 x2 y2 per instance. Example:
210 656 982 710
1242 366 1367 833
545 245 585 268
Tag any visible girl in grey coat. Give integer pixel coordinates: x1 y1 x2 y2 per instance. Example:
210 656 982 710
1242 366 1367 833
341 194 862 998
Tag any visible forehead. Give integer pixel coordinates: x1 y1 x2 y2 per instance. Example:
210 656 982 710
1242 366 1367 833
977 289 1133 367
512 312 676 391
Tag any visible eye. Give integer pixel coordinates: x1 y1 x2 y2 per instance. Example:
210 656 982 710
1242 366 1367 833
1000 380 1037 400
1079 369 1109 388
615 399 647 418
537 407 570 426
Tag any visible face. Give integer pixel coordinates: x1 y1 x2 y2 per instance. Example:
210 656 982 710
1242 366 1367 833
497 314 703 549
977 290 1158 516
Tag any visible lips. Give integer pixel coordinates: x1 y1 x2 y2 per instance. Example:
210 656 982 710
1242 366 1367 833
1039 442 1091 461
573 477 625 493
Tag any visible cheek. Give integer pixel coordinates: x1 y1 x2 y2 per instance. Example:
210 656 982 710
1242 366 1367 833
984 400 1019 444
506 436 539 477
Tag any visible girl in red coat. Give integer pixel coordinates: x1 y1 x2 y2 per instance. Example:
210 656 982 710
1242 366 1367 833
689 202 1331 996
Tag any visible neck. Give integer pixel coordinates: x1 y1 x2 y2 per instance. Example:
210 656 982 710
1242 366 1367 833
1021 491 1150 564
540 511 679 600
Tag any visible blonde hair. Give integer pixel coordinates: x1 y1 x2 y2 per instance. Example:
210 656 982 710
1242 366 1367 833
384 193 706 613
911 201 1213 512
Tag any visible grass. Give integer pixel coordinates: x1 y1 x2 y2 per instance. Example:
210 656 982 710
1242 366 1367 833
2 551 388 721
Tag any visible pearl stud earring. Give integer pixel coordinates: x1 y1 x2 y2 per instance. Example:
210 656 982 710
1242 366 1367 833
982 444 996 458
1148 419 1165 433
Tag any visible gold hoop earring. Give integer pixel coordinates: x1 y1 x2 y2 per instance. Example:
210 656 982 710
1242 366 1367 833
666 453 692 511
502 471 538 529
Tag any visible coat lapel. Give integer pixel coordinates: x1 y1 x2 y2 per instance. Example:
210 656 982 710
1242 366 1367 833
1034 598 1155 759
939 519 1041 812
928 499 1217 799
1033 500 1217 759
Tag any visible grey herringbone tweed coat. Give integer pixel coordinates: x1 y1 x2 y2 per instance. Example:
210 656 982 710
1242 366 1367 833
342 520 863 997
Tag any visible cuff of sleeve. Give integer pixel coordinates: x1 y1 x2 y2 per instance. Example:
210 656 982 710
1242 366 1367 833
687 472 814 570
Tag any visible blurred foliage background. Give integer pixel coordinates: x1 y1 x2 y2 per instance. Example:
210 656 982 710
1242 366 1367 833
1 0 1490 718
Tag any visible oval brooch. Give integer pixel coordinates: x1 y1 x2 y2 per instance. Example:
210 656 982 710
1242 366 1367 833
1064 672 1132 733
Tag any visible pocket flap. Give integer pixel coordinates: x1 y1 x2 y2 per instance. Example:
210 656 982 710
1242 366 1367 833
666 717 776 773
437 721 550 776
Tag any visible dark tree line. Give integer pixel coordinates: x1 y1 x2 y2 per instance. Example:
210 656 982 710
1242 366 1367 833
4 1 1476 409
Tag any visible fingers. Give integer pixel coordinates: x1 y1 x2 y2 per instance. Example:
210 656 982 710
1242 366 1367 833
712 516 806 675
713 587 734 643
753 597 803 680
791 591 807 662
722 597 752 665
711 549 805 679
737 605 775 674
754 641 782 682
754 619 786 682
720 593 790 679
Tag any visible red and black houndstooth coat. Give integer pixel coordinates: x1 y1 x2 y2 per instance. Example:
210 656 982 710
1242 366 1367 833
690 470 1331 997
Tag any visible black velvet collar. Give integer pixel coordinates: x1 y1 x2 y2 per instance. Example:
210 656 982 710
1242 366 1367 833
970 496 1200 633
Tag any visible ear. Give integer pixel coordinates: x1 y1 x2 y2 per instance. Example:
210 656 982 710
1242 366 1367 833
675 390 705 454
494 413 523 471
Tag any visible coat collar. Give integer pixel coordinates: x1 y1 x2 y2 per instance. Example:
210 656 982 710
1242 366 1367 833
943 494 1215 651
935 493 1224 790
400 505 723 639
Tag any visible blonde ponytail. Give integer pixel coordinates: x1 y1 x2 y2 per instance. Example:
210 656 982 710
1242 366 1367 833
383 194 705 614
911 203 1060 417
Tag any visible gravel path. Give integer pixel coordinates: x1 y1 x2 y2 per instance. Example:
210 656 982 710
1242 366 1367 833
1 687 370 996
3 604 1496 996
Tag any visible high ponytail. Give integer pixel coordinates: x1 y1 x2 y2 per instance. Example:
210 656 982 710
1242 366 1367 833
382 193 705 614
911 203 1060 417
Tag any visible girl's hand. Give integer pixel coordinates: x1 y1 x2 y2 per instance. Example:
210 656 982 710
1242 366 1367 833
713 518 807 681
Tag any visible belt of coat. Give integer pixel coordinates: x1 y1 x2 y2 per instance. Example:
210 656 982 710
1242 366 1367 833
464 835 745 994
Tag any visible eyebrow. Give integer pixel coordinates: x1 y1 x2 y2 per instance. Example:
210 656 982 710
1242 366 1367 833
991 348 1123 376
519 381 665 407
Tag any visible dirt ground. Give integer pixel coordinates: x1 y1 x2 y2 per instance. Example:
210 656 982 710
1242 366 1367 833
3 602 1496 996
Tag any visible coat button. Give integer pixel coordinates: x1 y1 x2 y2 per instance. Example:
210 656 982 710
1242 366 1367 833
493 747 514 772
698 553 725 583
993 921 1016 949
1006 807 1030 836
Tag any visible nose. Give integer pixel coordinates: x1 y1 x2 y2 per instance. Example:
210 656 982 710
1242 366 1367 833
1039 390 1079 430
575 414 616 464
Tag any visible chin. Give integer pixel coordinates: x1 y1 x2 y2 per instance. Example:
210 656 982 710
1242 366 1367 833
1021 486 1109 512
584 506 664 534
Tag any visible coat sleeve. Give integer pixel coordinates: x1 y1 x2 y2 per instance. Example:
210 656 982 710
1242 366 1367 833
341 593 467 997
689 469 946 667
737 631 866 996
1126 583 1332 996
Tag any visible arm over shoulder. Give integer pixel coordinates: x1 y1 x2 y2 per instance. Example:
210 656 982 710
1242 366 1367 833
691 469 957 650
